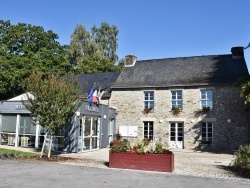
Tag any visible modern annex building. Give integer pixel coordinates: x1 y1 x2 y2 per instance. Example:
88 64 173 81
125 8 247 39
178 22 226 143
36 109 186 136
0 72 120 153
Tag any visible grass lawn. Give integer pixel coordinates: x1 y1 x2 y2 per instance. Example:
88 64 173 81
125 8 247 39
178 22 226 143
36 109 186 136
0 148 75 162
0 148 39 159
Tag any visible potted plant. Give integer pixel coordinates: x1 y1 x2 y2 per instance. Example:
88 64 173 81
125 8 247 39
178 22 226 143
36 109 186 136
143 107 152 115
109 139 174 172
172 106 181 116
200 139 212 145
202 106 210 114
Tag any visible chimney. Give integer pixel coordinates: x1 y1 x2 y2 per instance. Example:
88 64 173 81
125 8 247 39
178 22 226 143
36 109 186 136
125 54 137 67
231 46 244 58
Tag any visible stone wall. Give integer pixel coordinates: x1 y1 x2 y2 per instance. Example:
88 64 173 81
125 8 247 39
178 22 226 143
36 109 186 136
109 86 248 152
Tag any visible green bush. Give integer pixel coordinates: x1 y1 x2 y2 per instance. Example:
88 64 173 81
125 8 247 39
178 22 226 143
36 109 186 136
232 145 250 177
155 143 163 154
110 139 130 153
110 138 172 154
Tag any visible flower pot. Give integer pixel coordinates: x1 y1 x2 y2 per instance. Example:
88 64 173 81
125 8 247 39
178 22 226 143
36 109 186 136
109 152 174 172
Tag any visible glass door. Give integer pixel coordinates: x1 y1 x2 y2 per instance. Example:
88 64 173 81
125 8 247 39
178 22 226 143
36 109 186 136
169 122 183 149
79 116 100 151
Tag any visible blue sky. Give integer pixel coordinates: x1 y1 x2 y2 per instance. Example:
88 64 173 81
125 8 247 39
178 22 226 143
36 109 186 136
1 0 250 70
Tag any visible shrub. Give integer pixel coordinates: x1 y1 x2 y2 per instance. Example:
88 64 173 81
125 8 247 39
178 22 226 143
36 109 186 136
232 145 250 178
155 142 163 154
110 139 130 153
110 138 172 154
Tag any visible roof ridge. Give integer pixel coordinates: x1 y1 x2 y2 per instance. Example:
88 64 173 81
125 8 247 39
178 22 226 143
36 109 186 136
137 54 231 62
77 71 120 76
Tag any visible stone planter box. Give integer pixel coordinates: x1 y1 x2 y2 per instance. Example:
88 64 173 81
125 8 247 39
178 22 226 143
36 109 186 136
109 152 174 172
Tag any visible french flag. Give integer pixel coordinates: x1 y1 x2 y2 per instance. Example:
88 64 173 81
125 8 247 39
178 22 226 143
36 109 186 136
87 86 95 105
92 90 98 103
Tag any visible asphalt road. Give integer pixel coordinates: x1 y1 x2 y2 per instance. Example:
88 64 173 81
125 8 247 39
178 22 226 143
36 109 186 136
0 160 250 188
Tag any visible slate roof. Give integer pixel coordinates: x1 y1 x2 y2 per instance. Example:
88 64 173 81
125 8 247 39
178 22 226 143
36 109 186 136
112 54 249 88
77 72 120 99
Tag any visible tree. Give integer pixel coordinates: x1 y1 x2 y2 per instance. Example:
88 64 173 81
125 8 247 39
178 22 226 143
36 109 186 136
68 24 90 68
0 20 72 100
240 76 250 104
91 22 119 64
68 22 119 74
22 71 82 157
116 58 125 72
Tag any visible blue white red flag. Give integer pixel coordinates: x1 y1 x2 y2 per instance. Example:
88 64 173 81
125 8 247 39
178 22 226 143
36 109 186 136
87 85 95 105
92 90 97 103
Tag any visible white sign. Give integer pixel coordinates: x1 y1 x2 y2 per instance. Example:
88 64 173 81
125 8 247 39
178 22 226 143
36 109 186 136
15 105 25 110
119 125 138 137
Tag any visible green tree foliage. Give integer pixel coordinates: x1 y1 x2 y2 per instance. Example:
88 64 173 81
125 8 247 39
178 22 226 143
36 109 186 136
22 71 82 157
91 22 118 63
239 75 250 104
232 145 250 178
116 58 125 72
23 71 82 134
0 20 72 100
69 22 120 74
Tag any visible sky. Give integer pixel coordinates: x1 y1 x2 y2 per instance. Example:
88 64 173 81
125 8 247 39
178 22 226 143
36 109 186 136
1 0 250 70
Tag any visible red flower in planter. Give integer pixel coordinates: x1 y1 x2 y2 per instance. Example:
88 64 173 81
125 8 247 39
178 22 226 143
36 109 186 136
162 148 173 154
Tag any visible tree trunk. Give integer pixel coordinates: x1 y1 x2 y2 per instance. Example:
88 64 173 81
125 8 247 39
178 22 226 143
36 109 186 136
40 132 47 158
48 136 53 158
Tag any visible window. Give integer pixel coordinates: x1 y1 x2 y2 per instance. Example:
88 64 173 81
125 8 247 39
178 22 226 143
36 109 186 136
144 121 153 141
171 90 182 109
201 90 213 109
1 114 17 133
201 122 213 141
20 115 36 134
144 91 154 110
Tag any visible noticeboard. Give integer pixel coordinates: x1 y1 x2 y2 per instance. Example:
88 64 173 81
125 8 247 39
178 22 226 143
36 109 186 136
119 125 138 137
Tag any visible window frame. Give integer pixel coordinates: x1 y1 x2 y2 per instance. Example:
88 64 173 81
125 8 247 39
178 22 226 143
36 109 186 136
144 91 154 110
171 90 183 109
143 121 154 141
201 122 213 142
200 89 213 109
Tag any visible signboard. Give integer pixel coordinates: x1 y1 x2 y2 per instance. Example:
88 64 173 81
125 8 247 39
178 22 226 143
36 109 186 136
15 105 25 110
84 105 99 112
119 125 138 137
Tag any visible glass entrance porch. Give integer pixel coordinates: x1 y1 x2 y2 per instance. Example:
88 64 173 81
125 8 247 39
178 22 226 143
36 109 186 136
78 116 100 152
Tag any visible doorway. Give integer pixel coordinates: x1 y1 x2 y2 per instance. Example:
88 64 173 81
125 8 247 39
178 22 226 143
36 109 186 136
78 116 100 151
169 122 183 149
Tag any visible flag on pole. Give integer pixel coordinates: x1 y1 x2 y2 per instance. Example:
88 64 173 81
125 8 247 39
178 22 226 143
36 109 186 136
87 85 95 105
96 86 101 106
92 90 97 103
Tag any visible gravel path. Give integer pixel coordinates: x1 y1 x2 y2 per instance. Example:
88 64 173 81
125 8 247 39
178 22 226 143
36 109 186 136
59 149 244 179
173 150 238 179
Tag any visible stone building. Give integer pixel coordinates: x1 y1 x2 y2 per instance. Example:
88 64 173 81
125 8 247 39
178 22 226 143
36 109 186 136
109 47 249 152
